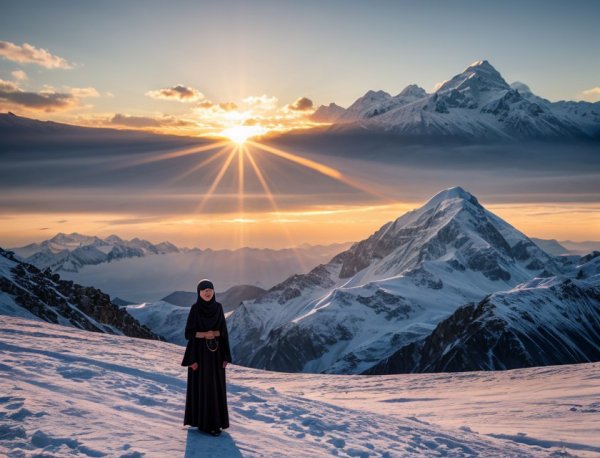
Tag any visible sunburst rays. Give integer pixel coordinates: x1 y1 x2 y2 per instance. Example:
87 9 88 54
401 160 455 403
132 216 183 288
108 134 392 250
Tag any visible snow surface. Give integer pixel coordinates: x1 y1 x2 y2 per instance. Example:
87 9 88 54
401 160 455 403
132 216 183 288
1 315 598 457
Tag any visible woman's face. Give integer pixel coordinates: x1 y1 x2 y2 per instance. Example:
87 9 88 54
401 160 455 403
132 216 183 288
199 288 214 301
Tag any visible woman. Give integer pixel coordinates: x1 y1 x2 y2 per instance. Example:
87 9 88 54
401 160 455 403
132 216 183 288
181 279 232 436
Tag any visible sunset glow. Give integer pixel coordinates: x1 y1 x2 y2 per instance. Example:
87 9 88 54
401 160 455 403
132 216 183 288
220 125 266 145
1 1 599 252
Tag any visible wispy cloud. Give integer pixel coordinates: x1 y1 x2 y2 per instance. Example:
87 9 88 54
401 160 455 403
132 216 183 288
70 87 100 98
95 216 166 225
242 95 278 111
11 70 28 81
0 41 73 69
579 87 600 103
146 85 204 102
109 113 194 128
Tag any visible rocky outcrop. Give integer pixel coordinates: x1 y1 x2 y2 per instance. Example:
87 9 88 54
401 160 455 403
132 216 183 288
364 276 600 374
0 248 163 340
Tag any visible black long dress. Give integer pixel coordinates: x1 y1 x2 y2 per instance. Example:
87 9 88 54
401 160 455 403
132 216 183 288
181 295 232 432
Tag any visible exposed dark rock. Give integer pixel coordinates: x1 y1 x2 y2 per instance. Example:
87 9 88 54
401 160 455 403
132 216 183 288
0 248 163 340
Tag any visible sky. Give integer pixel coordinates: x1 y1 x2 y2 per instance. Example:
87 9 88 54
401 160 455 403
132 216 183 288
0 0 599 249
1 0 600 137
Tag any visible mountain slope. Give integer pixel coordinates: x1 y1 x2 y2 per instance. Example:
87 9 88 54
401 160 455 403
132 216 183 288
320 60 600 140
4 314 589 457
0 248 161 340
228 187 560 374
365 272 600 374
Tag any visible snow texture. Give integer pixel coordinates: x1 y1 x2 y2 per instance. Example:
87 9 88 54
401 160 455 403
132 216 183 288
1 314 598 457
320 60 600 140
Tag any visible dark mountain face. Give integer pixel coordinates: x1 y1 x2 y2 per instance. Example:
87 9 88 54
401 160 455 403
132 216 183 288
0 248 163 340
364 276 600 375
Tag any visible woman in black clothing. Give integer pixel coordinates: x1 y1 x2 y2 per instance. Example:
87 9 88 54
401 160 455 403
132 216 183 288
181 279 232 436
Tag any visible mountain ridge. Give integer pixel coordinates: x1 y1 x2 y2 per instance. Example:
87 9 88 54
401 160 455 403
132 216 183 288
311 60 600 140
227 186 579 375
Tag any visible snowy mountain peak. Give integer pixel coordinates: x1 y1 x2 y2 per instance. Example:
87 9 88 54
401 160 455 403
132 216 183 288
396 84 427 99
364 89 391 98
105 234 124 243
437 59 509 94
310 102 346 123
320 60 599 139
421 186 479 211
465 59 495 72
229 186 564 374
337 90 393 122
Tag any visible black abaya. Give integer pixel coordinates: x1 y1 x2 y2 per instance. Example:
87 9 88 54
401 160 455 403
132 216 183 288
181 297 232 432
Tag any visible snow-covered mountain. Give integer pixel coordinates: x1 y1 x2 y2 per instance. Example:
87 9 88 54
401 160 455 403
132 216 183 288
228 186 565 374
0 248 161 340
11 232 180 272
4 314 595 457
366 255 600 374
310 102 346 123
312 60 600 139
124 300 190 345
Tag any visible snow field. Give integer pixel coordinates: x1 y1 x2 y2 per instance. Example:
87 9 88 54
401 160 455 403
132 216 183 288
2 316 597 457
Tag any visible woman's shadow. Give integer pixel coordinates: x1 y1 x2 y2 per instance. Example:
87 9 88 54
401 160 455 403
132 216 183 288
184 428 244 457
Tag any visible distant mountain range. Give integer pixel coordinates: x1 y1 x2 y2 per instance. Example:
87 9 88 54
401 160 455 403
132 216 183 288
228 186 600 375
311 60 600 140
11 232 180 272
10 234 351 302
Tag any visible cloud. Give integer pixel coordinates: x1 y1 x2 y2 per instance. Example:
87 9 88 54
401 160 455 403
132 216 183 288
110 113 164 128
11 70 28 81
109 113 194 128
95 216 166 225
579 87 600 103
287 97 314 111
146 85 204 102
0 41 73 69
219 102 238 111
70 87 100 98
0 80 77 112
0 79 19 92
242 94 278 111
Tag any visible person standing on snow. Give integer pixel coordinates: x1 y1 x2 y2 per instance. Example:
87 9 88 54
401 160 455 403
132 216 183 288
181 279 232 436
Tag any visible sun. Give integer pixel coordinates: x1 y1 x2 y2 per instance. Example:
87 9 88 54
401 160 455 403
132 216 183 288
220 125 266 145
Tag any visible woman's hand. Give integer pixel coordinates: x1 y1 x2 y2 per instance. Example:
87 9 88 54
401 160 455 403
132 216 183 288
189 362 198 371
222 361 228 369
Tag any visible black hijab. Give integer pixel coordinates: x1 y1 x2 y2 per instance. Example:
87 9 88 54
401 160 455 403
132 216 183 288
190 279 222 330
